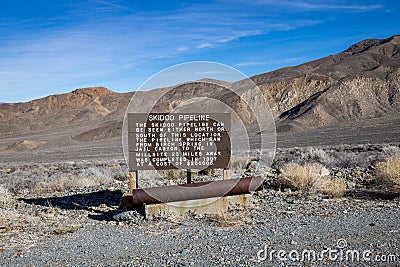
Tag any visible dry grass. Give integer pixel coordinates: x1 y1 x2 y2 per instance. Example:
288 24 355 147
314 177 347 198
0 209 20 235
279 162 329 190
197 167 216 176
279 162 346 198
33 174 112 194
273 144 400 169
159 168 217 182
159 169 187 180
0 161 126 195
374 156 400 191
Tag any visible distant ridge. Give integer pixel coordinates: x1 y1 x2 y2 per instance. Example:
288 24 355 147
0 86 133 138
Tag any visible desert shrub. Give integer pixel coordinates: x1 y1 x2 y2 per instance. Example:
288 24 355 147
197 167 216 176
273 147 335 168
230 157 250 170
113 171 129 181
0 209 19 231
0 184 12 203
302 147 335 166
159 169 187 180
381 145 400 157
332 151 372 168
278 162 346 198
279 162 329 190
0 161 120 195
314 177 347 198
33 167 114 194
273 145 394 169
374 156 400 191
33 175 105 194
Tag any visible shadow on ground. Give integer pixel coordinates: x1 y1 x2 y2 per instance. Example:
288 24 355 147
20 190 124 221
346 189 400 200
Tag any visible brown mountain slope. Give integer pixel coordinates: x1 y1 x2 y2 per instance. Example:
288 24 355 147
251 35 400 131
0 87 133 137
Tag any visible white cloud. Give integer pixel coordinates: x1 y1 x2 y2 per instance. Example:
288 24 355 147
176 46 190 52
236 61 267 67
196 43 214 49
93 0 136 12
250 0 384 12
195 71 230 75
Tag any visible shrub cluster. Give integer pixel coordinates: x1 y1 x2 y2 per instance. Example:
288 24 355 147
374 156 400 191
0 161 128 195
278 162 346 198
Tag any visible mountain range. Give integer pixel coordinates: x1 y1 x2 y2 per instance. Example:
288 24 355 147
0 34 399 161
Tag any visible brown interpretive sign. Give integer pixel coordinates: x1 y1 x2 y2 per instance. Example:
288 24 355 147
128 113 231 170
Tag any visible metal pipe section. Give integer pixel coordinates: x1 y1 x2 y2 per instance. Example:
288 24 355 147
130 176 263 205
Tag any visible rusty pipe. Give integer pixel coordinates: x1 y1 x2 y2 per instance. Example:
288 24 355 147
129 176 263 205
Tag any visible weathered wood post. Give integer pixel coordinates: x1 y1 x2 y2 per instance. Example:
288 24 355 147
223 168 231 180
129 170 138 194
186 169 192 184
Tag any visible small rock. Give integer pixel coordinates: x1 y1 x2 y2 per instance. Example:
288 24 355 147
346 181 356 188
246 161 260 173
113 210 144 222
181 249 190 256
284 188 292 194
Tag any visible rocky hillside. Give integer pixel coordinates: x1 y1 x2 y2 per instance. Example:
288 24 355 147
251 35 400 131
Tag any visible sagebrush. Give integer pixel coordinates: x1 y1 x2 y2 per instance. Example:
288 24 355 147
279 162 346 198
374 156 400 191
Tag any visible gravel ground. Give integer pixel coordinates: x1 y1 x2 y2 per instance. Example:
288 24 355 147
0 188 399 267
1 147 399 267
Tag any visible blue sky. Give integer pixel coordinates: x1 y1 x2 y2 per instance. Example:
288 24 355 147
0 0 399 103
